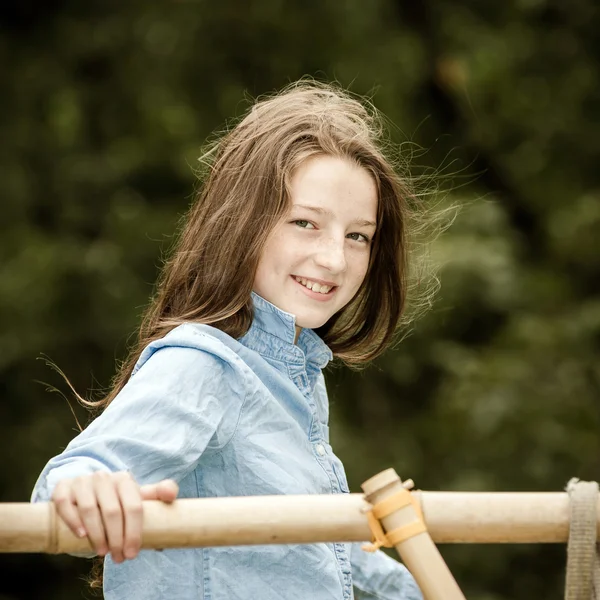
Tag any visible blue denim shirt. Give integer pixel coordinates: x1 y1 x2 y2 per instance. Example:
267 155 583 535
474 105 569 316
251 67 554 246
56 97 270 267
32 293 422 600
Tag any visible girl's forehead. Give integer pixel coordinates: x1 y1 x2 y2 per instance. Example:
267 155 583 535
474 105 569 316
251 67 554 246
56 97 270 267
288 156 378 222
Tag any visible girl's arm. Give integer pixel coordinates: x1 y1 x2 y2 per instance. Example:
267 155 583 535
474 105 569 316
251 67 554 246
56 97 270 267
32 342 246 503
351 543 423 600
31 338 247 561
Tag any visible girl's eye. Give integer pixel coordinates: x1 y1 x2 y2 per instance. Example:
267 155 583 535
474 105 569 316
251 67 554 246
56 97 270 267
293 220 315 229
347 232 370 243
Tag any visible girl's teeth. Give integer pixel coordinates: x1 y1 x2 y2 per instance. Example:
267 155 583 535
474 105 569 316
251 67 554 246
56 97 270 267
294 277 332 295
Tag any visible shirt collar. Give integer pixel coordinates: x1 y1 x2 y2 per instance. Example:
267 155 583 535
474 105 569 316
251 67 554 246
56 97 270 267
240 292 333 369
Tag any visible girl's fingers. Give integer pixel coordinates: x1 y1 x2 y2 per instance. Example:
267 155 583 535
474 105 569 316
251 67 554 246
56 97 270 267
51 481 87 539
52 474 177 563
115 473 144 560
94 472 125 563
72 476 108 557
156 479 179 503
140 479 179 503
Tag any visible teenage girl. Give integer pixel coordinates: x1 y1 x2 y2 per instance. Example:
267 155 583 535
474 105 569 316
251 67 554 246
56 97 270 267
32 82 425 600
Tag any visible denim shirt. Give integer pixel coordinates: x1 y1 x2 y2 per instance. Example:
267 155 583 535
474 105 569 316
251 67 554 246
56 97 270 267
32 293 422 600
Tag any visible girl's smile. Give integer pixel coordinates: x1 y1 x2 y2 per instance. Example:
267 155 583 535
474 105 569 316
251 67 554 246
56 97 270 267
291 275 338 301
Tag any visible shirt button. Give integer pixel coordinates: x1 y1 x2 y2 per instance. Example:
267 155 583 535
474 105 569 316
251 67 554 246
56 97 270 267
315 443 326 456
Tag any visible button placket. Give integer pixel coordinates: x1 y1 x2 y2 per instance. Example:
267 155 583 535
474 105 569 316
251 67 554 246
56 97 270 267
333 542 352 599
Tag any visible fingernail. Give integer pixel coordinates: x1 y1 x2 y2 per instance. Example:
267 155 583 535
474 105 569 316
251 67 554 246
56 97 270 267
77 528 87 538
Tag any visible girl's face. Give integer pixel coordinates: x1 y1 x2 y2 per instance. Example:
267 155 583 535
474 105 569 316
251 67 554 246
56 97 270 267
254 154 378 333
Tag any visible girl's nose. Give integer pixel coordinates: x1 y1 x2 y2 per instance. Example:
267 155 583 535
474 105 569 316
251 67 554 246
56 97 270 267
314 237 347 274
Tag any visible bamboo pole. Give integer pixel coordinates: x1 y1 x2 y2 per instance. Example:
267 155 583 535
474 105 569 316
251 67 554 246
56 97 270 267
362 469 466 600
1 495 372 554
0 489 594 554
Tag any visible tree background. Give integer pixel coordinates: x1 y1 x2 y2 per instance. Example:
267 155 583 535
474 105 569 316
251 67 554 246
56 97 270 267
1 1 599 598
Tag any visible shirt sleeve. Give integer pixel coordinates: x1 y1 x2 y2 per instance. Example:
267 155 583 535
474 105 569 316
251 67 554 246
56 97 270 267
31 342 247 503
351 543 423 600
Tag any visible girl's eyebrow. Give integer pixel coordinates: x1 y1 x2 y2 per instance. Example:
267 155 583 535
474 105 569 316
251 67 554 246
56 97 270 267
293 204 377 228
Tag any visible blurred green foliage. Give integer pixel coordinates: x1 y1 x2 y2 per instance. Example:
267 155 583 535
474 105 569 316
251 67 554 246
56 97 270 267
1 1 599 598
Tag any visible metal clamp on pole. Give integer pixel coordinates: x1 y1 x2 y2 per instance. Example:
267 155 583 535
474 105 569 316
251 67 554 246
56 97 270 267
362 487 426 552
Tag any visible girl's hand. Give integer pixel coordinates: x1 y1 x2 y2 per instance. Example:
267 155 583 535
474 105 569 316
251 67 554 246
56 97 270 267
51 471 178 563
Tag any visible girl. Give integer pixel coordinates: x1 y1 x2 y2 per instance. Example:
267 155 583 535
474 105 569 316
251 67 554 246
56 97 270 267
32 81 426 600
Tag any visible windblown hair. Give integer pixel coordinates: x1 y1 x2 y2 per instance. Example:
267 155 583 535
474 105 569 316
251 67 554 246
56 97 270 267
85 81 436 417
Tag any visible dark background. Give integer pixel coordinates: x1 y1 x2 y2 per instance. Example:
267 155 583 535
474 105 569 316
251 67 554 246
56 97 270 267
1 1 599 598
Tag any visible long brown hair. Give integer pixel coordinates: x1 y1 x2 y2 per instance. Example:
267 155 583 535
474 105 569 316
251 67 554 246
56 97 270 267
86 81 433 413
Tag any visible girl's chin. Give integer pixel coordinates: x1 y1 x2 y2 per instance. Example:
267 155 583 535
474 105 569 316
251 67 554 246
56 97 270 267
294 312 332 331
264 293 337 329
